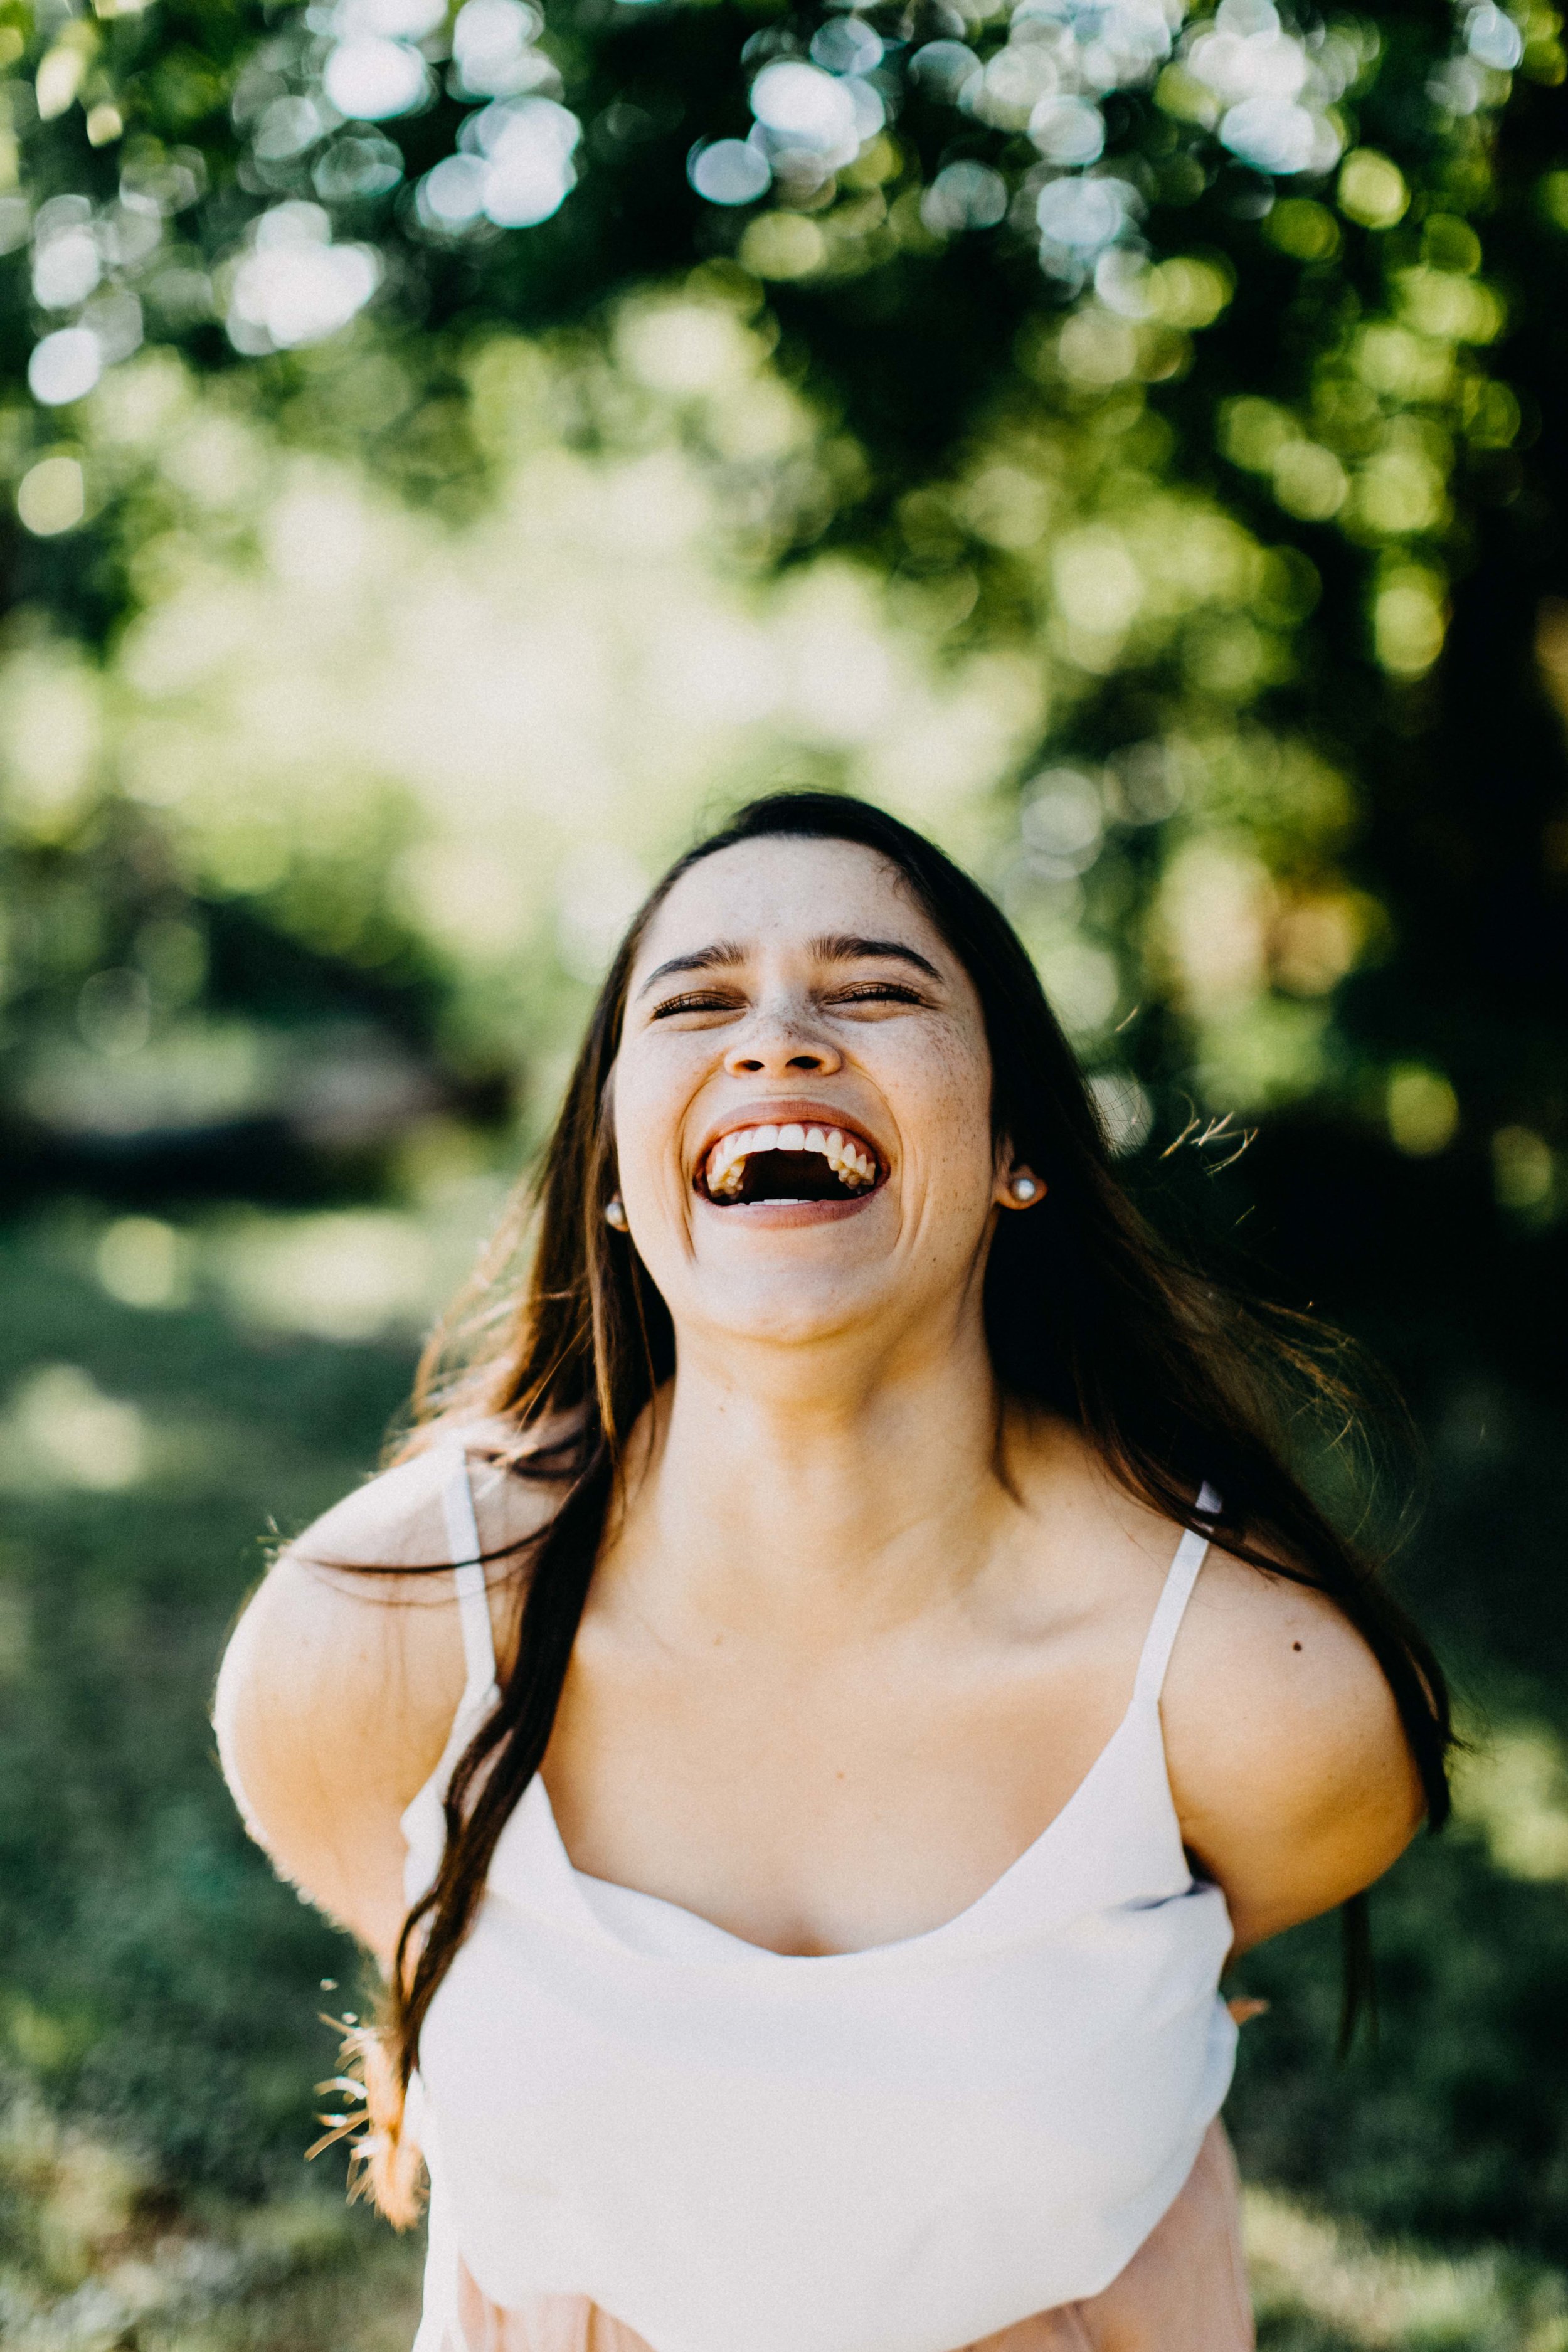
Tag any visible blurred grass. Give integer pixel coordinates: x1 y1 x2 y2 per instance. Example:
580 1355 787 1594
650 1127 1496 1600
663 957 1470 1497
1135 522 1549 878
0 1208 426 2345
3 1205 1568 2347
1248 2188 1568 2351
0 2081 425 2351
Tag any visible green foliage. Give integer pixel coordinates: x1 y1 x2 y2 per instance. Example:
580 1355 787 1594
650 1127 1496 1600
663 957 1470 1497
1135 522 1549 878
0 0 1562 1210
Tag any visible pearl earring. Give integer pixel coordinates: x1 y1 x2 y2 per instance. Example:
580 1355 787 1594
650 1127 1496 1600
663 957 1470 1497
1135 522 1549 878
604 1197 628 1231
1009 1173 1040 1204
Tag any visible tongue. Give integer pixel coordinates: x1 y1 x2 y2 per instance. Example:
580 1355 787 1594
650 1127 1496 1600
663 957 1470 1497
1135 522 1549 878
733 1150 858 1204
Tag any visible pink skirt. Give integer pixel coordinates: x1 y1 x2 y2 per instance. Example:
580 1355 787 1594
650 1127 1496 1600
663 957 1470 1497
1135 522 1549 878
447 2120 1253 2352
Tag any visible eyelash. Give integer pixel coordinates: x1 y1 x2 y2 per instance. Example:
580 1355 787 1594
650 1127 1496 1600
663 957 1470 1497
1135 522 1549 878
649 992 738 1019
833 982 924 1005
649 981 927 1020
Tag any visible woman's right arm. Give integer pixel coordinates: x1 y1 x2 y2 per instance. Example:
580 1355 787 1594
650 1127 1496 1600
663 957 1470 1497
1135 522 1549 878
214 1444 509 1968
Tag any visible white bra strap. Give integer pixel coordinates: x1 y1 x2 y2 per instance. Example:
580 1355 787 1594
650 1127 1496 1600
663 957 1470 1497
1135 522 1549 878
440 1443 497 1703
1132 1481 1221 1707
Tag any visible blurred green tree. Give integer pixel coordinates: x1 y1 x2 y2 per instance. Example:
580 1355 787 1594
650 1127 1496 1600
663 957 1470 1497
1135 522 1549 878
0 0 1563 1229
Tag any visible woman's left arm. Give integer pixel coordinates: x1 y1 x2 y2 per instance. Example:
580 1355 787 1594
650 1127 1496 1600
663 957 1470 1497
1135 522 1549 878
1160 1548 1429 1955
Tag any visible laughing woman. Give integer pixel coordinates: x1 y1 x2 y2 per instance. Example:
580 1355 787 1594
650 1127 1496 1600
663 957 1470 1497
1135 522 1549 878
216 792 1449 2352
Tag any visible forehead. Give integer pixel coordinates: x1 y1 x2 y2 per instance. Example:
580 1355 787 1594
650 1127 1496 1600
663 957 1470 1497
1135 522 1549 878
633 835 948 971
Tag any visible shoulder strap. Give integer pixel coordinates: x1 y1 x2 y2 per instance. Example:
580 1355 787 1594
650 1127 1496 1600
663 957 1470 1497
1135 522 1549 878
440 1443 497 1705
1132 1481 1221 1707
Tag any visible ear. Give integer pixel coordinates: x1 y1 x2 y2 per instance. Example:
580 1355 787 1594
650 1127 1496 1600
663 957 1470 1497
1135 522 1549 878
994 1157 1046 1211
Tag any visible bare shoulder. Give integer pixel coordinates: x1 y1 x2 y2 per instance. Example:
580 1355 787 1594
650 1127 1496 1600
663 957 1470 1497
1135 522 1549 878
213 1424 562 1958
1162 1532 1426 1951
232 1415 568 1686
292 1412 566 1579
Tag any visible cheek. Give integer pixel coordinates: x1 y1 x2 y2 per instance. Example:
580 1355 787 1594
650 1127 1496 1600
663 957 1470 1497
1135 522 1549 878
611 1046 697 1203
898 1032 995 1197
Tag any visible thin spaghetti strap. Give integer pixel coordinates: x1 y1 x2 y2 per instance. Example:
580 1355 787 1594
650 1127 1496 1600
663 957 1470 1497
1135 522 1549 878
440 1442 498 1703
1131 1481 1221 1707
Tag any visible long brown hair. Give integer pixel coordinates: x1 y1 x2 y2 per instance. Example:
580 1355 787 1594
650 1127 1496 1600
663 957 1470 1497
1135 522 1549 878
332 790 1451 2221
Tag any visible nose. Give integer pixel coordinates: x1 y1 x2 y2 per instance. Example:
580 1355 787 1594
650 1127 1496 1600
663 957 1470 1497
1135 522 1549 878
724 1008 844 1079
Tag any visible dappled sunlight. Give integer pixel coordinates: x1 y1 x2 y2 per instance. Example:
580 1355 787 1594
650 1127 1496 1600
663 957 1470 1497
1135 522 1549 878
95 1215 191 1310
1453 1723 1568 1885
213 1210 441 1345
1158 837 1274 1017
0 1362 147 1493
18 1021 277 1140
1247 2188 1568 2346
0 0 1548 1208
0 641 105 844
58 308 1047 1045
1386 1066 1461 1158
0 2074 423 2351
0 213 1505 1161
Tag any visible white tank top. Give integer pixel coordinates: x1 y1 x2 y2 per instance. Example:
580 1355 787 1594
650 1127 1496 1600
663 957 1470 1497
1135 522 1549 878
403 1451 1237 2352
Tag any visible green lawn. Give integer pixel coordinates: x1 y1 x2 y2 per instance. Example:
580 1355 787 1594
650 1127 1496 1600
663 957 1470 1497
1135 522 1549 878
0 1209 426 2346
3 1207 1567 2349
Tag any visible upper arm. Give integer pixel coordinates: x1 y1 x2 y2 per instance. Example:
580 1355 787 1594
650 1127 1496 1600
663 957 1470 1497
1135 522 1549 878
214 1438 545 1966
1161 1549 1426 1956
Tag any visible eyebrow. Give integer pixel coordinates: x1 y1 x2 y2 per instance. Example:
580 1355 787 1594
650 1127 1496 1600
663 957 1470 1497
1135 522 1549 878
637 940 748 997
637 933 943 998
809 933 943 981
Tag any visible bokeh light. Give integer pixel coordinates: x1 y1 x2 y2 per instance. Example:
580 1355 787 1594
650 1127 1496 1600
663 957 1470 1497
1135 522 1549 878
689 140 773 208
17 454 86 533
227 206 381 353
322 34 432 120
28 329 101 407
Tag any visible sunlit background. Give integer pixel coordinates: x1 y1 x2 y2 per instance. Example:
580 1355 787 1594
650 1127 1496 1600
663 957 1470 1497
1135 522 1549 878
2 0 1568 2336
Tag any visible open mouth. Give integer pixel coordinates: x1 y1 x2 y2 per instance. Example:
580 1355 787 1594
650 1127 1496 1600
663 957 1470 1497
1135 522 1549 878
698 1121 884 1207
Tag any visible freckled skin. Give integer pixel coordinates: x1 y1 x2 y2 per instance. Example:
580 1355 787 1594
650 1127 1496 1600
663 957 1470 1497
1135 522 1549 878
612 836 1017 1367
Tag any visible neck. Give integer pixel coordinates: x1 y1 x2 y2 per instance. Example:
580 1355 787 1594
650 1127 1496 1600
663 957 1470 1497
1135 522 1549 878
609 1305 1019 1640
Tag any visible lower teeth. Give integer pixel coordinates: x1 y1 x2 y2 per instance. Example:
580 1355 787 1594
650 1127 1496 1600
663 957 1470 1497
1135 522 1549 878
707 1148 872 1204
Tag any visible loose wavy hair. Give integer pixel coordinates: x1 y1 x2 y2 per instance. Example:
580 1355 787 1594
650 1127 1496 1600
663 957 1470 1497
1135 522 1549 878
323 790 1451 2223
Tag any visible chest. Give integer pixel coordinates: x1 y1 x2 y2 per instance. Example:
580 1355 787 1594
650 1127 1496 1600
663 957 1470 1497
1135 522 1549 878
538 1610 1151 1957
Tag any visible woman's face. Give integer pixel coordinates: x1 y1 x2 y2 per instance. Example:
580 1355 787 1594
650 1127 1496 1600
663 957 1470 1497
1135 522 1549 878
613 835 1028 1360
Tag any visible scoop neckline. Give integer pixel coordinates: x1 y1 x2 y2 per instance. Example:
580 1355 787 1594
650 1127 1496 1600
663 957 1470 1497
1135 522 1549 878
524 1689 1157 1969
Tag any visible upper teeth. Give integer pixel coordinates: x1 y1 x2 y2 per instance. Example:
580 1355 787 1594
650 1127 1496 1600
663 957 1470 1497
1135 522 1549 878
705 1123 878 1197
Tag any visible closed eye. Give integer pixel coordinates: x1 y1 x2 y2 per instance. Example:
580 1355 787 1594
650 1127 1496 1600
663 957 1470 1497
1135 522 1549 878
827 982 928 1007
648 988 745 1020
650 980 928 1021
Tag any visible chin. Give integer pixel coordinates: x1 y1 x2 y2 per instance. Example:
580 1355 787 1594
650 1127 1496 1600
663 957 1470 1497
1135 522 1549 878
685 1261 895 1353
